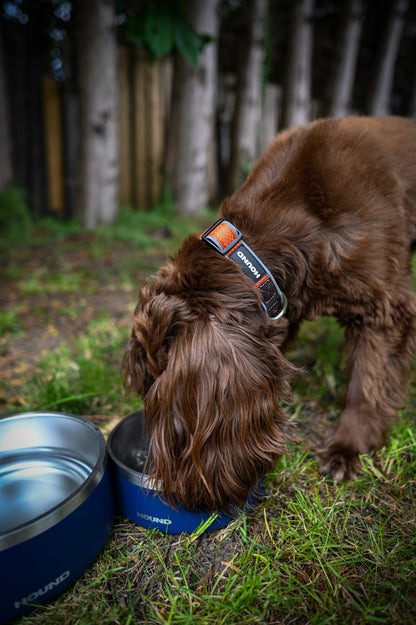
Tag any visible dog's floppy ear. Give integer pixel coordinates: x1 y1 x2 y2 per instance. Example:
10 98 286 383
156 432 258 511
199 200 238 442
144 315 297 513
123 283 195 395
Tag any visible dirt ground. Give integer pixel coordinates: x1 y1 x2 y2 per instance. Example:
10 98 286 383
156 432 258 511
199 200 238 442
0 234 156 385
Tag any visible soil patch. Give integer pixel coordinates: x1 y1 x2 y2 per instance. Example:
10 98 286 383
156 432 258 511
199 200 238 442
0 234 165 383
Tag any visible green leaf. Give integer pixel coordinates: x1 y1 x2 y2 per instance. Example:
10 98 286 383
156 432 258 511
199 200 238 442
123 1 209 68
144 7 174 58
173 18 200 68
125 16 145 49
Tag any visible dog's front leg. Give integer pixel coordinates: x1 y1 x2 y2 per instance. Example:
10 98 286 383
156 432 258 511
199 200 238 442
319 366 386 480
319 309 416 480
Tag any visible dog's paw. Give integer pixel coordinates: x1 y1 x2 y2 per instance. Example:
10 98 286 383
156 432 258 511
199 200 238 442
317 444 362 482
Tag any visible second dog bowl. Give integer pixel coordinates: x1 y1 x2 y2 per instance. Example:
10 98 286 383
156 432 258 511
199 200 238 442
108 411 236 534
0 412 114 623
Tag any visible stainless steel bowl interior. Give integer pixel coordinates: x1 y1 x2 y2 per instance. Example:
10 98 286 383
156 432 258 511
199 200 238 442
0 412 107 548
108 411 155 488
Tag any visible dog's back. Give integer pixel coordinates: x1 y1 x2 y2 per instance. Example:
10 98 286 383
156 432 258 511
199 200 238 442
338 116 416 242
227 116 416 248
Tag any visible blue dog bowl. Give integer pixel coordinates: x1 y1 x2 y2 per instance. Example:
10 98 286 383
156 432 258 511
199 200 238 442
0 412 114 623
108 411 235 534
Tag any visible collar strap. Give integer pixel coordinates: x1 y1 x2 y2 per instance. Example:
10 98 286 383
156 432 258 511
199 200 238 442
200 218 287 320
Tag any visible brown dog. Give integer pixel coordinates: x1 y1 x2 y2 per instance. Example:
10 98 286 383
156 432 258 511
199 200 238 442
124 116 416 513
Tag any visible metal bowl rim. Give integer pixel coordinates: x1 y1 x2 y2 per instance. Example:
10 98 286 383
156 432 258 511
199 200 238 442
108 412 262 526
107 413 157 490
0 411 108 551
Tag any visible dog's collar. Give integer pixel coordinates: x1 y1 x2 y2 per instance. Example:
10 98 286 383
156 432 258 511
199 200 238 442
200 218 287 320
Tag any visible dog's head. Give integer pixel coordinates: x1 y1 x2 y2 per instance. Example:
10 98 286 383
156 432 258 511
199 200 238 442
123 235 296 513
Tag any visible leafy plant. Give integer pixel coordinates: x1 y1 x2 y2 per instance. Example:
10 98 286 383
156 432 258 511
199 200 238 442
123 0 212 67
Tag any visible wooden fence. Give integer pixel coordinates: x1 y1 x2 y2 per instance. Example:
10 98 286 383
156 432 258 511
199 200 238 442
42 47 173 215
43 75 65 213
41 47 284 216
118 48 173 209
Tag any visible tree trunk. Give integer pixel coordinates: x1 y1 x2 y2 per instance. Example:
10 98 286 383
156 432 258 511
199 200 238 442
366 0 408 116
325 0 363 118
165 0 219 216
283 0 314 128
77 0 119 228
0 21 13 190
260 83 281 153
227 0 268 191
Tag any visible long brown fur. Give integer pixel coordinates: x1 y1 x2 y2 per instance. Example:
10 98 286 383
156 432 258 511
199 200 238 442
124 116 416 513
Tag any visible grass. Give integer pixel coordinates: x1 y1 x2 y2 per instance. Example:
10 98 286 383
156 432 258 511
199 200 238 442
22 315 136 415
0 310 23 337
17 435 416 625
0 186 32 251
1 198 416 624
